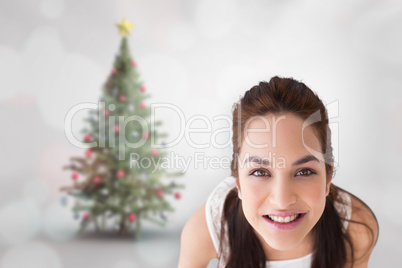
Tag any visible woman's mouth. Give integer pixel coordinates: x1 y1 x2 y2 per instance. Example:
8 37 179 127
265 213 302 223
263 213 306 230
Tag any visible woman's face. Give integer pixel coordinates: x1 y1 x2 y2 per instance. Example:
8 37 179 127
236 113 331 253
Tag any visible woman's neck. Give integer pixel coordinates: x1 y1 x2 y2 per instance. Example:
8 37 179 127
255 230 315 261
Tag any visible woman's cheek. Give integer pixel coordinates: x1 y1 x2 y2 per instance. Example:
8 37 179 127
242 181 269 207
303 181 326 205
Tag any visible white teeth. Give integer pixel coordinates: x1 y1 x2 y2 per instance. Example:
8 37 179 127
268 214 300 223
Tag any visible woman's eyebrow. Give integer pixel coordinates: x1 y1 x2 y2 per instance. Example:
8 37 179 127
244 155 270 167
292 155 319 166
244 154 319 167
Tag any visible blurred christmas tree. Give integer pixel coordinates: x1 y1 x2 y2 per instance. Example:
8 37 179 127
60 19 183 237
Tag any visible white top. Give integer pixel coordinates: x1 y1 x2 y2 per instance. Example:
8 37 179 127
205 176 352 268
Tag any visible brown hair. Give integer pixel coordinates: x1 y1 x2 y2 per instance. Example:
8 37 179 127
222 76 374 268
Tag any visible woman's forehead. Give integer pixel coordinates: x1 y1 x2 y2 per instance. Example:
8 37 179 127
241 113 322 158
244 113 303 132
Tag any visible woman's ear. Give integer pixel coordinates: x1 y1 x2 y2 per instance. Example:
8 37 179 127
326 181 331 196
326 163 334 196
235 178 242 200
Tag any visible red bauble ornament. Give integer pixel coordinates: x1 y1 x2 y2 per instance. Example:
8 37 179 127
84 134 92 142
115 125 119 133
72 173 79 180
93 176 101 184
117 169 125 178
85 149 92 158
143 132 149 139
140 85 146 93
128 213 136 222
174 191 182 200
119 95 126 102
83 212 90 220
151 149 158 157
112 68 117 74
156 190 164 197
140 101 146 109
131 61 137 67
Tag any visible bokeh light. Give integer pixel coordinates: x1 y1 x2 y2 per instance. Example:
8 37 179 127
112 259 138 268
132 235 179 267
0 199 41 246
138 54 188 103
39 0 65 19
42 201 79 241
0 241 63 268
168 22 197 51
22 179 49 207
194 0 238 39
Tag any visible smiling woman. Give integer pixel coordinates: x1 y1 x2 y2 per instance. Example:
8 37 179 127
178 76 378 268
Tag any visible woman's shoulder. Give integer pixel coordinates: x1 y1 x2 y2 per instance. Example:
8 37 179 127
179 177 235 267
343 190 379 266
178 200 218 268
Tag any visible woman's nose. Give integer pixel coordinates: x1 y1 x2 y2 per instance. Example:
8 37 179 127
268 178 297 209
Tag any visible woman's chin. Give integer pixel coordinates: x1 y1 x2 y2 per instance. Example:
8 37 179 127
258 230 307 252
264 238 301 251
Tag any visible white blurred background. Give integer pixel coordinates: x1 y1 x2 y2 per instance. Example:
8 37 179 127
0 0 401 267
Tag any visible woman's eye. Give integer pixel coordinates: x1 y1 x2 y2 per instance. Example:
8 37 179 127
296 169 316 176
250 169 270 177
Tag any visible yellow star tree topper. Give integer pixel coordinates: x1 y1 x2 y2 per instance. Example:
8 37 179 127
116 18 134 36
